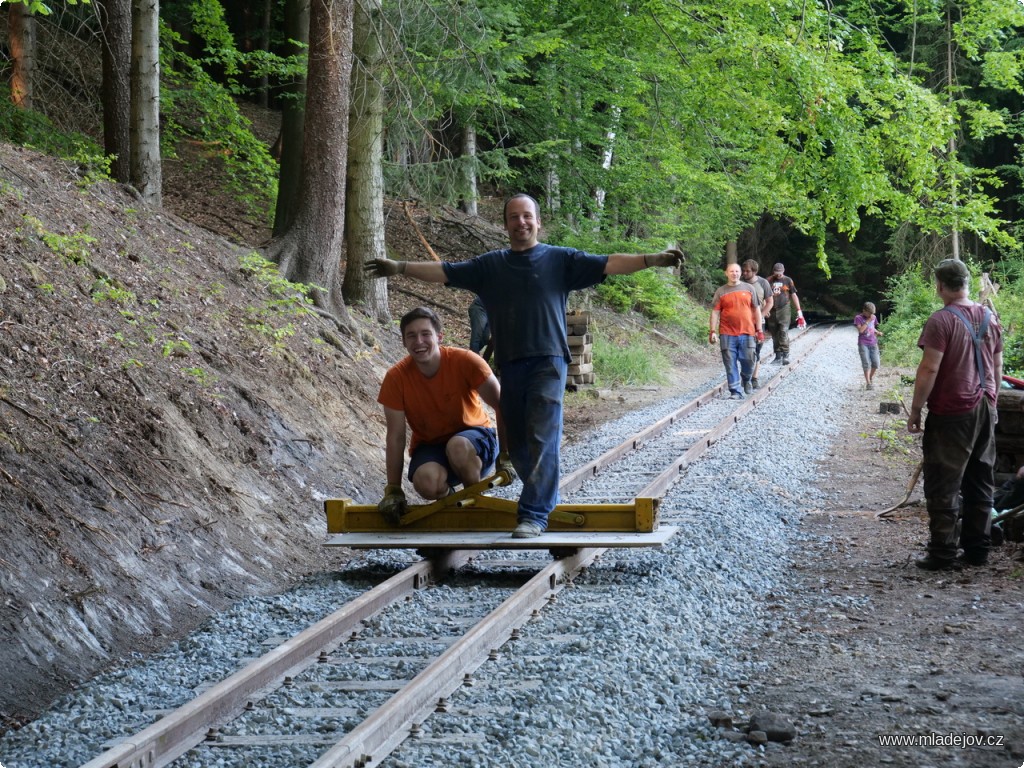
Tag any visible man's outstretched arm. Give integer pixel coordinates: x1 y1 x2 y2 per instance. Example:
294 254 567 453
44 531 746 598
365 259 447 283
604 248 684 275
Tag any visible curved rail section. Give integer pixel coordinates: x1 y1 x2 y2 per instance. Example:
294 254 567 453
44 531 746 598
77 326 832 768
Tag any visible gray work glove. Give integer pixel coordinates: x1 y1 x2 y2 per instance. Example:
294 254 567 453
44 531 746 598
378 483 407 525
364 258 406 279
644 248 685 268
496 451 517 482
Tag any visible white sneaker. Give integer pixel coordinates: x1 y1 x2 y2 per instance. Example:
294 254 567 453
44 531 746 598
512 521 544 538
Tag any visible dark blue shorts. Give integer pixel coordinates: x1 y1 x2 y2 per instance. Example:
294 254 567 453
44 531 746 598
408 427 498 486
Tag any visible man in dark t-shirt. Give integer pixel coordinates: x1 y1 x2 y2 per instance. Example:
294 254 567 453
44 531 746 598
765 262 805 364
366 194 683 537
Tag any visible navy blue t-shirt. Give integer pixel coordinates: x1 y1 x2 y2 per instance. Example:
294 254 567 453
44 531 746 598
443 243 607 366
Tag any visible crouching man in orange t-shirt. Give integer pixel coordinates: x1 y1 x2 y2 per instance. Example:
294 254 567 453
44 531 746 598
376 306 512 523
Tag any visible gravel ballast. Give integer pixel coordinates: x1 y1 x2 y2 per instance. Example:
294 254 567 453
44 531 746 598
0 327 859 767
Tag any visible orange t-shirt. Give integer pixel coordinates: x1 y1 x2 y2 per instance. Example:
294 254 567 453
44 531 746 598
712 283 758 337
377 347 493 454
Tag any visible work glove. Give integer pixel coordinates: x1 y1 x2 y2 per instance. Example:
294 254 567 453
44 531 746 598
364 258 406 279
796 310 806 329
756 330 765 343
496 451 517 482
378 483 407 525
644 248 685 268
708 330 717 345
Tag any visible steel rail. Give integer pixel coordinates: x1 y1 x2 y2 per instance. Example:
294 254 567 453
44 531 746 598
558 382 726 495
309 547 602 768
639 326 834 498
77 328 830 768
314 328 834 767
77 551 476 768
560 326 822 499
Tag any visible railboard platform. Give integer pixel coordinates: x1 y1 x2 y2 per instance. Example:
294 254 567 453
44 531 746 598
324 495 660 534
323 526 678 550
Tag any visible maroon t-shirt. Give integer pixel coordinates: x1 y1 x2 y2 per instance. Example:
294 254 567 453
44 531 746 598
917 303 1002 415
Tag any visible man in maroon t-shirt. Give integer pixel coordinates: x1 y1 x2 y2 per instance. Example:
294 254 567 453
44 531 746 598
907 259 1003 570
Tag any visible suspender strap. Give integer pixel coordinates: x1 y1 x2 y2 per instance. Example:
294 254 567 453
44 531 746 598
942 304 991 391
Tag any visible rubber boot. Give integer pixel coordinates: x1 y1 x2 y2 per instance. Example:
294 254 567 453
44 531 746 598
917 506 960 569
959 505 992 565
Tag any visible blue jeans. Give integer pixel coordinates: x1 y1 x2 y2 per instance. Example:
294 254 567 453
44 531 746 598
719 334 754 394
499 356 567 527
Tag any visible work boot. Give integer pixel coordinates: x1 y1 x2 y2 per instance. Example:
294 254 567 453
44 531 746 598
772 355 783 365
782 355 790 365
915 555 959 571
742 380 753 395
958 550 988 567
751 377 760 389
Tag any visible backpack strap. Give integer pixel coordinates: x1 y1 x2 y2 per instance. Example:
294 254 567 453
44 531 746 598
942 304 992 391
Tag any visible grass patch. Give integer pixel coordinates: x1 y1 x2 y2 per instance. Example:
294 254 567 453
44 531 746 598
592 333 669 386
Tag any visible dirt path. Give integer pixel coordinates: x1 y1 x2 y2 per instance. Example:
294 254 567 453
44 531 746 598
746 367 1024 767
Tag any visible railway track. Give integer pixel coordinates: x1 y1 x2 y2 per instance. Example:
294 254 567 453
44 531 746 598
78 327 833 768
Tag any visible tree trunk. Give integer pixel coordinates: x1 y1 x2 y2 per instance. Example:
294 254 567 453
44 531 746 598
546 155 561 213
592 105 620 228
258 0 272 107
458 122 477 216
130 0 161 205
98 0 132 182
272 0 310 237
725 240 738 265
342 0 388 321
8 1 35 110
265 0 354 322
946 5 960 262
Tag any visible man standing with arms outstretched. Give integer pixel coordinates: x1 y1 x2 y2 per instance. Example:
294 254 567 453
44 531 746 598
366 193 683 537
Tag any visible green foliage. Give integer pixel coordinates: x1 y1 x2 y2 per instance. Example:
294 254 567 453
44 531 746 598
182 366 216 385
596 270 680 324
91 279 136 306
591 268 708 344
860 421 914 456
989 256 1024 376
238 252 317 349
161 338 193 357
159 17 283 219
881 267 943 366
21 215 95 266
0 92 109 183
591 333 668 387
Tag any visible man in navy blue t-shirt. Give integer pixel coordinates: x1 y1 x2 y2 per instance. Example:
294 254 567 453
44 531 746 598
366 194 683 537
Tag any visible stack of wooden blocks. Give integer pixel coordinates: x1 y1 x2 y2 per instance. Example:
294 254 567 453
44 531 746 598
566 310 594 389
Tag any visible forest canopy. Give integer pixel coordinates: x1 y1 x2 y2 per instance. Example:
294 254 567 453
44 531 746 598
1 0 1022 322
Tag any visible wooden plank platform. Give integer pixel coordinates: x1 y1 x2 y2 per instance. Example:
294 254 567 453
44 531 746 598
323 526 678 550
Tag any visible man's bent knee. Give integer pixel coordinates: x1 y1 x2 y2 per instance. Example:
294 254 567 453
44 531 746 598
412 464 450 499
